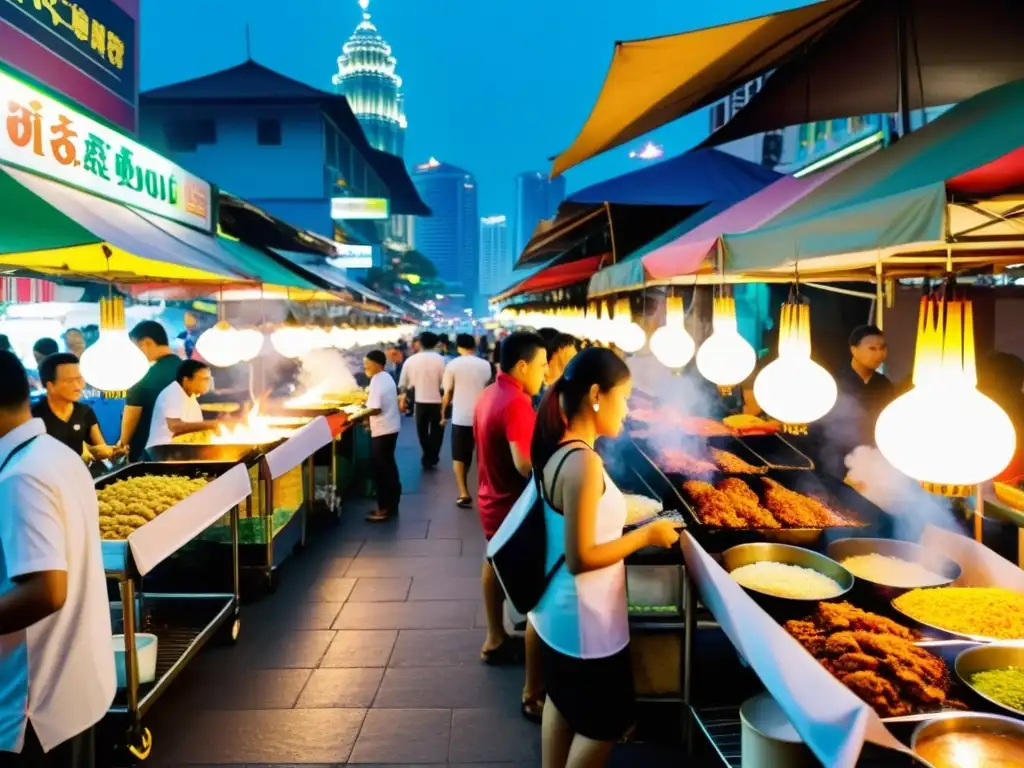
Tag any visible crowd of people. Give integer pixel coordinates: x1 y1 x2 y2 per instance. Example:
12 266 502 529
358 327 681 768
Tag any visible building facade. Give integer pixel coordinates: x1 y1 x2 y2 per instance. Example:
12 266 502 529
139 61 403 248
479 215 510 299
411 158 479 309
513 171 565 262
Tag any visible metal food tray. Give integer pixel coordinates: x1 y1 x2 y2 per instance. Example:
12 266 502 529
632 434 767 475
734 433 814 471
630 440 890 553
146 440 285 465
97 461 239 575
263 400 345 418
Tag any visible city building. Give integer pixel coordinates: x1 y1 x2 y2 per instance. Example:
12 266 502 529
479 215 510 299
139 58 428 267
332 0 412 250
411 158 479 309
513 171 565 262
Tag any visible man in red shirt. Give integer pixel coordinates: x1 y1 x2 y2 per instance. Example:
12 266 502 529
473 331 547 719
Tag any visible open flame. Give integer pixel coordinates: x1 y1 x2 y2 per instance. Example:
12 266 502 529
285 381 330 409
211 403 292 444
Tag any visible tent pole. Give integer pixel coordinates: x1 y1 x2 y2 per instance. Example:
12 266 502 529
896 0 913 137
875 256 884 329
604 201 618 264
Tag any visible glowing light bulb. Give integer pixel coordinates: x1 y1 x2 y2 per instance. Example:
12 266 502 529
196 322 242 368
753 301 836 429
271 325 313 358
611 298 646 353
80 330 149 392
236 328 265 362
876 295 1015 493
650 296 695 370
696 297 756 391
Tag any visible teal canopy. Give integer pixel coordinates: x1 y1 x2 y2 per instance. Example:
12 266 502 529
724 78 1024 275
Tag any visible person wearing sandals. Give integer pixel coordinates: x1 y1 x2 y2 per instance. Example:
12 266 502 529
473 332 548 720
440 334 492 509
529 348 680 767
363 350 402 523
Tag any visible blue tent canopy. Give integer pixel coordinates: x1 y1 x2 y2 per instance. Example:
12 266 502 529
568 148 781 207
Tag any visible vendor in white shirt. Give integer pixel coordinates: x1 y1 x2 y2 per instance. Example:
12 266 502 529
364 349 402 523
0 351 115 767
145 359 213 451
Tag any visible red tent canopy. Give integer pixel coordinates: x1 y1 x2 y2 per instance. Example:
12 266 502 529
948 146 1024 197
502 254 607 299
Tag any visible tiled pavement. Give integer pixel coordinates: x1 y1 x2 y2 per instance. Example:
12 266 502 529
143 427 701 767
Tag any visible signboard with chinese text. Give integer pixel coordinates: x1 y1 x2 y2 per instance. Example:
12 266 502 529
1 70 212 231
0 0 138 133
331 196 389 220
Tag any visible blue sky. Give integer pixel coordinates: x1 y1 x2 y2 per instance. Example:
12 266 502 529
141 0 808 216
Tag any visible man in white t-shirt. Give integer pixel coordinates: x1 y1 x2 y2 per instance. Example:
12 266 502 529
364 349 403 523
398 331 446 470
0 351 115 766
146 359 213 451
440 334 494 508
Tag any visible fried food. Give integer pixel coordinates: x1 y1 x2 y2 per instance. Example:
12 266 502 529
680 417 732 437
710 448 767 475
97 475 209 540
785 602 959 718
762 477 851 527
815 601 920 641
658 447 717 477
723 414 780 434
682 480 748 528
717 478 780 528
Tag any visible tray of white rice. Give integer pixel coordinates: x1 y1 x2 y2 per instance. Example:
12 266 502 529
721 542 854 617
826 538 961 603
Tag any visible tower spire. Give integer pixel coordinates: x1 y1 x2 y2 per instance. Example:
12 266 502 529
359 0 370 20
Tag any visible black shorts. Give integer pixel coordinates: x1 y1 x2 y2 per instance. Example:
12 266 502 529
451 424 475 465
540 636 635 742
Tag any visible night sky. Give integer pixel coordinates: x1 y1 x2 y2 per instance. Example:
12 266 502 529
142 0 809 216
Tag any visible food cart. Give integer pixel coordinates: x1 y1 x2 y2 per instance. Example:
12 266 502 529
101 462 251 761
148 416 333 593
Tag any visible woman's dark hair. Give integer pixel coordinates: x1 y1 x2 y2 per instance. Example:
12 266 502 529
176 359 208 384
531 346 630 472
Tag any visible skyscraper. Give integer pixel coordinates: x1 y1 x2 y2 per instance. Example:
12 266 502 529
332 0 406 157
333 0 411 248
479 215 510 298
411 158 479 308
513 171 566 263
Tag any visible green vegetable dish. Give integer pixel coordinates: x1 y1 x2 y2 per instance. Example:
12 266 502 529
969 667 1024 712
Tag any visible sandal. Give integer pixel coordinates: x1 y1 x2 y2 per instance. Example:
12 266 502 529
456 496 473 509
521 694 545 724
365 509 392 523
480 635 524 666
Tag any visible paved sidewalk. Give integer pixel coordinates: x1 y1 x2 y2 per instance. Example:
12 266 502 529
143 426 694 766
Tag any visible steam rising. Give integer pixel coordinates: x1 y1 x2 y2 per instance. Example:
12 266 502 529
297 348 358 394
844 446 959 541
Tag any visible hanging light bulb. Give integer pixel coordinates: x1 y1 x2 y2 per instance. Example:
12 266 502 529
196 321 243 368
875 290 1015 495
753 298 836 432
649 296 696 370
696 296 757 394
612 298 646 353
271 323 313 358
330 325 356 350
236 328 265 362
80 296 149 392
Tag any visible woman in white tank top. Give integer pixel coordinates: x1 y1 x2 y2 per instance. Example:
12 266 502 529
527 348 680 768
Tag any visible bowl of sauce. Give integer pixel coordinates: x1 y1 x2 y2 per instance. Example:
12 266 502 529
912 713 1024 768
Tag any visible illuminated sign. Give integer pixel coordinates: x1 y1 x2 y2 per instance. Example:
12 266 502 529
331 196 389 220
329 243 373 270
0 0 138 132
1 70 212 231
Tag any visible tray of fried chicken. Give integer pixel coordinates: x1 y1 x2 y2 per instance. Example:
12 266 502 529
784 602 971 721
642 436 768 478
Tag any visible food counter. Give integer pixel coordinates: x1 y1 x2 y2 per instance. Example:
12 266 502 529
148 416 333 593
99 461 252 761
